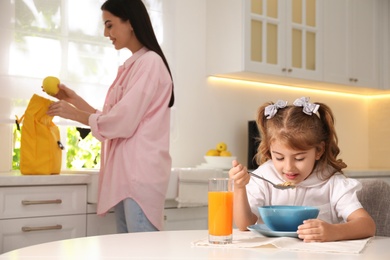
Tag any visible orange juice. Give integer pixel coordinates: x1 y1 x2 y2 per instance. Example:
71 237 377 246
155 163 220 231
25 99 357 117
208 191 234 236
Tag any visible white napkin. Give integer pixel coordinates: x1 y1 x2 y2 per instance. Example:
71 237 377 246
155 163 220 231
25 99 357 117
192 230 372 254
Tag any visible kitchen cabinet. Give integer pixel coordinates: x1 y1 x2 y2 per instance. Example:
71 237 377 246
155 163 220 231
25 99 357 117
323 0 380 89
0 185 87 254
86 204 116 236
85 203 209 233
379 0 390 89
164 206 208 231
207 0 323 82
86 212 116 236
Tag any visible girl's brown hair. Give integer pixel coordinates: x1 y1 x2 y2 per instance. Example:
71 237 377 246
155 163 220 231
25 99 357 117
255 100 347 179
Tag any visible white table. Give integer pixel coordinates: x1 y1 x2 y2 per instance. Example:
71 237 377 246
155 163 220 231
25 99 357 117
0 230 389 259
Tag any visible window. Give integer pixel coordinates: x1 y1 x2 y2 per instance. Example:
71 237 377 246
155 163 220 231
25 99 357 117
9 0 127 83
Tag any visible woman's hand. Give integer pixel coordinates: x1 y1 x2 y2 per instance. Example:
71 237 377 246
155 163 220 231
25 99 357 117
42 83 79 105
53 84 78 103
47 100 78 121
229 160 251 189
47 100 91 125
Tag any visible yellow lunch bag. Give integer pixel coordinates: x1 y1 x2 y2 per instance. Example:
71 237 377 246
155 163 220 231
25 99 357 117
16 94 64 175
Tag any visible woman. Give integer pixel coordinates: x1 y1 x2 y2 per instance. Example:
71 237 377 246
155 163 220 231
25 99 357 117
47 0 174 233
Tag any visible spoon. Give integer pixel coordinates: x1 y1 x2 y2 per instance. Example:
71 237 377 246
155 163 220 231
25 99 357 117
248 171 295 190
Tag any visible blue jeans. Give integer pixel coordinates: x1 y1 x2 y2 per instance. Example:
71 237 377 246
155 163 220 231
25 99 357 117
114 198 158 233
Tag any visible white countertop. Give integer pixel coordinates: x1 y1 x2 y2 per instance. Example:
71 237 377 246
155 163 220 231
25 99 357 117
0 170 95 186
1 168 389 205
1 169 389 187
0 230 389 259
0 170 99 203
344 169 390 178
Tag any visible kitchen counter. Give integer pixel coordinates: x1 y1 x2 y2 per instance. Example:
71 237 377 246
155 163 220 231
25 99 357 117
0 171 93 186
344 169 390 178
1 169 390 201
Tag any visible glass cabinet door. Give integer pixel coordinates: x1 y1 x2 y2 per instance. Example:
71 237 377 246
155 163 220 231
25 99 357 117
289 0 317 71
250 0 281 66
248 0 321 79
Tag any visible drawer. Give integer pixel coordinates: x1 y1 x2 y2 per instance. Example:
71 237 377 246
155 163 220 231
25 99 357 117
0 185 87 219
0 214 86 254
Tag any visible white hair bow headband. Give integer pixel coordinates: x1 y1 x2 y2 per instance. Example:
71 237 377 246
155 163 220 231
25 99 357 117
264 97 320 119
293 97 320 115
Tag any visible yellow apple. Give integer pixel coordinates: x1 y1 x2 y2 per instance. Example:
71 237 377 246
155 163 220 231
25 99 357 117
216 142 227 152
42 76 60 95
206 149 220 156
220 150 232 157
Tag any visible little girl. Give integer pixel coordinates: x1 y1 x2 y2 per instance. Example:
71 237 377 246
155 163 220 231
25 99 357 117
229 97 376 242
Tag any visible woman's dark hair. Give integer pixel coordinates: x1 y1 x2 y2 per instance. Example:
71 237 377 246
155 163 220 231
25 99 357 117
101 0 174 107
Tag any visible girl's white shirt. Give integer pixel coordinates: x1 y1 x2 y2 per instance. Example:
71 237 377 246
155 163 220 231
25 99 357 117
247 160 362 224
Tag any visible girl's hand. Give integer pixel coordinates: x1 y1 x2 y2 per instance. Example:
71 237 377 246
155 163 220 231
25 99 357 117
229 160 251 189
297 219 335 242
298 208 376 242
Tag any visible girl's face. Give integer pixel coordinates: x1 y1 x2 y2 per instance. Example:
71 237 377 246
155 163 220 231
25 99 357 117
102 10 136 51
270 140 324 184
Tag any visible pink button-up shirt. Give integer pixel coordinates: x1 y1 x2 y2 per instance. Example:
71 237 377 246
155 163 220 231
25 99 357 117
89 47 172 230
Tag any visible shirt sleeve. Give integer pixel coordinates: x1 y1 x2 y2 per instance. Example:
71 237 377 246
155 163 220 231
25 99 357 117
331 175 363 221
246 161 275 220
90 52 171 141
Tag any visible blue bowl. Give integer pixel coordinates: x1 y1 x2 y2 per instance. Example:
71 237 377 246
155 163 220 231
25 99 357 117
258 205 319 232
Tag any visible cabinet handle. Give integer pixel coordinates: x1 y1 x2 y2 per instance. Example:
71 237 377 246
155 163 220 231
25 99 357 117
349 78 359 83
22 225 63 232
282 68 287 72
21 199 62 205
287 68 292 73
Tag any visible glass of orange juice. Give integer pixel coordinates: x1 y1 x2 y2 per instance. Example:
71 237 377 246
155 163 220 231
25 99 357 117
208 177 234 244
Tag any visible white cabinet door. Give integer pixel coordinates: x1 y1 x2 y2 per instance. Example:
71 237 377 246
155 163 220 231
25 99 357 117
164 207 208 231
0 215 86 254
85 205 208 233
379 0 390 89
323 0 379 89
246 0 322 80
207 0 322 82
244 0 286 76
349 0 379 88
86 213 117 236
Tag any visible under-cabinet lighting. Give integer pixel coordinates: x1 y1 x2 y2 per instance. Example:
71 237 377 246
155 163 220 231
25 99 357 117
208 76 390 100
